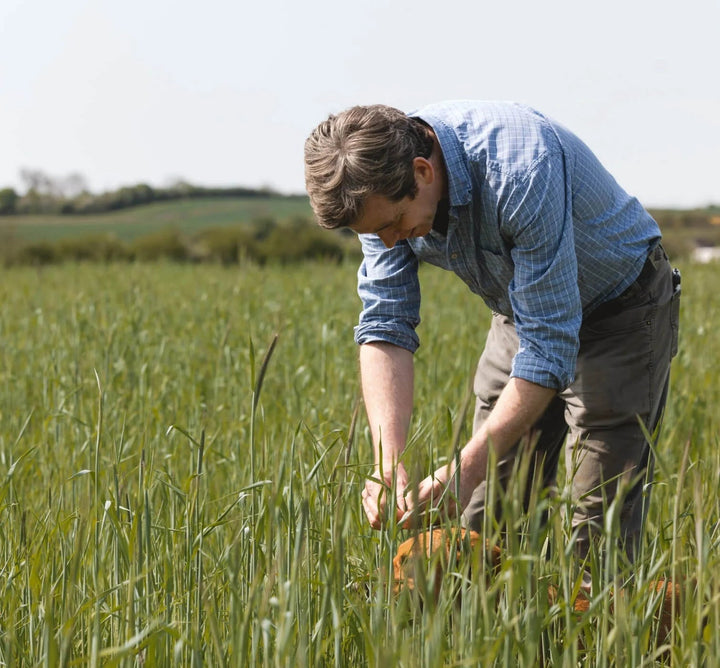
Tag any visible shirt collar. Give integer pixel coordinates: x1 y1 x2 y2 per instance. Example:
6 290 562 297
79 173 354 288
410 111 472 208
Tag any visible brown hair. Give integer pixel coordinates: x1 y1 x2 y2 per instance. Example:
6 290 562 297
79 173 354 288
303 105 434 229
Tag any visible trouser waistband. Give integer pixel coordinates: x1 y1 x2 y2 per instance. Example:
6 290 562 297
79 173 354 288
587 244 669 321
635 243 667 289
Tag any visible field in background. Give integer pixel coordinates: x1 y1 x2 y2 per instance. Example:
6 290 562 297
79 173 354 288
3 197 720 262
0 260 718 665
2 196 313 243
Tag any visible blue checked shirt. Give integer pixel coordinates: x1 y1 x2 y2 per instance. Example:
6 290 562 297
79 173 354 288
354 101 661 390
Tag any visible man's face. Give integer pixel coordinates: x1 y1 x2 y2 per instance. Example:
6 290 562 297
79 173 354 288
349 192 438 249
348 155 445 248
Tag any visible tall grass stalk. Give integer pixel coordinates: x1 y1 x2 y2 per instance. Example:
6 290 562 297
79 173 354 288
0 260 717 664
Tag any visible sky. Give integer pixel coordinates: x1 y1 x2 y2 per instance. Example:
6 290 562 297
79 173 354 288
1 0 719 209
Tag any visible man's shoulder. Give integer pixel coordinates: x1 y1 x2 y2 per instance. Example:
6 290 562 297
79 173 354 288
414 101 562 184
411 100 546 130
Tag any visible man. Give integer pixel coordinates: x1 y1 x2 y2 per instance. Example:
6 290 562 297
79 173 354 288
304 101 680 579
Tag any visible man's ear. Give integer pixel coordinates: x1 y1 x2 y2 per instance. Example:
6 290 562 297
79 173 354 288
412 156 434 186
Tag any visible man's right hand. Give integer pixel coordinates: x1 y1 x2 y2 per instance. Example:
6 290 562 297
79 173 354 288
361 462 409 529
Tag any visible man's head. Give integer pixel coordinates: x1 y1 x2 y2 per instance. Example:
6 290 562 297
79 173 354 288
304 104 435 231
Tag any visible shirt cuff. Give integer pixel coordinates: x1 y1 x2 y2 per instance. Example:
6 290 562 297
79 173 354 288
510 351 572 391
354 324 420 353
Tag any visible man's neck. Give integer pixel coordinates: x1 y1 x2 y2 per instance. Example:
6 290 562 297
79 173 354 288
430 133 449 200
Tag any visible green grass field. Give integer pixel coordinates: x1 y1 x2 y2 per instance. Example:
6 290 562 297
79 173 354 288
0 259 718 665
2 196 314 243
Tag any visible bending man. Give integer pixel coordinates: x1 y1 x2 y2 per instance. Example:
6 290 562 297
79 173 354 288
304 101 680 579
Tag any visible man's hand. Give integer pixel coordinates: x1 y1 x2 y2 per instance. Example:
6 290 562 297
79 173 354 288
398 472 444 528
401 378 556 527
361 462 409 529
398 466 466 528
400 464 475 528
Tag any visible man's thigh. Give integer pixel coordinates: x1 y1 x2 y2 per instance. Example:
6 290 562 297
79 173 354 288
463 314 567 531
561 253 678 561
472 313 517 432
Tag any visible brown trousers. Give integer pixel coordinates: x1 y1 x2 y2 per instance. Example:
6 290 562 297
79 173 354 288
463 246 681 578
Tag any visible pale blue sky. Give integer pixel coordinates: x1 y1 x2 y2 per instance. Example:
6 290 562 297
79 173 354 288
1 0 718 208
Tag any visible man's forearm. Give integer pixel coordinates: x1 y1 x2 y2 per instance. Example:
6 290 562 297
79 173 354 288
458 377 555 498
419 377 556 513
359 342 414 467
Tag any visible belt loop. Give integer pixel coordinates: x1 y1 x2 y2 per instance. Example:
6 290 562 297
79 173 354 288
648 244 662 270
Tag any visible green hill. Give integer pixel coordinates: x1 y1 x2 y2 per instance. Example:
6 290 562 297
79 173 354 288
2 196 719 265
1 195 314 243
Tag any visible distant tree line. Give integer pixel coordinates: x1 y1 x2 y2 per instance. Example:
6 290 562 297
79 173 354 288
0 169 295 216
646 207 720 259
647 207 720 229
2 169 718 266
0 216 361 268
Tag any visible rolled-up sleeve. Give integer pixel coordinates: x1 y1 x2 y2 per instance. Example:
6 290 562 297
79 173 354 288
502 152 582 390
354 234 422 352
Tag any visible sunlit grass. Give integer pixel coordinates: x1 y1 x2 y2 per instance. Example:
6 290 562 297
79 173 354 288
0 259 717 665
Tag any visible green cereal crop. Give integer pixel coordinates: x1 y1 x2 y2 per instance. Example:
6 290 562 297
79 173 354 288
0 260 717 665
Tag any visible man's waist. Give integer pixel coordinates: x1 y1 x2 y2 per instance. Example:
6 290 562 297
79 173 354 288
585 244 668 321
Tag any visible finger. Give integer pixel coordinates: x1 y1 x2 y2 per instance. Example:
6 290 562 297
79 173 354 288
365 484 390 528
398 508 414 528
362 493 381 529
